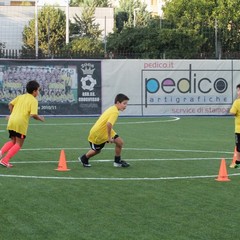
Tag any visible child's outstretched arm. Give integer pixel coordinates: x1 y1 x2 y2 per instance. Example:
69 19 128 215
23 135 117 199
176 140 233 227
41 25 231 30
9 103 14 113
107 122 114 143
31 114 45 122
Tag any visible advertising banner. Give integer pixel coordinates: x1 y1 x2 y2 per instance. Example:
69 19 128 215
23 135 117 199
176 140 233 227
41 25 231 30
102 59 236 116
142 60 233 115
0 60 102 116
0 59 239 116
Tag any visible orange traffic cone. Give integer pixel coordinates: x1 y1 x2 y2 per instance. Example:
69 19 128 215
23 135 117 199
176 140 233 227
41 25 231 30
55 149 70 171
229 147 237 168
215 158 230 182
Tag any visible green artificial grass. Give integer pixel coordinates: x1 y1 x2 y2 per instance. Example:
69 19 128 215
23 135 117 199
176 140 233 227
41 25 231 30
0 116 239 240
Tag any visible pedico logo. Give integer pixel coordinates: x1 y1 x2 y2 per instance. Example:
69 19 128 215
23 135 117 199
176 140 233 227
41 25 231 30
144 64 231 105
146 77 228 94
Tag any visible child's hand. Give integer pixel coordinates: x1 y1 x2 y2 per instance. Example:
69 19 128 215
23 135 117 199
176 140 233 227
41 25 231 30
5 115 9 120
108 138 115 143
40 116 45 122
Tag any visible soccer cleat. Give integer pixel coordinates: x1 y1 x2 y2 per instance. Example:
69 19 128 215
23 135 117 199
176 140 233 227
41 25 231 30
78 156 91 167
114 160 130 168
0 160 13 168
234 164 240 169
229 163 236 168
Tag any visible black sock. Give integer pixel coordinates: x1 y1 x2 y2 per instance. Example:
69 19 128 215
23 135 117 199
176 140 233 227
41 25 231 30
235 160 240 164
82 154 89 161
115 156 121 162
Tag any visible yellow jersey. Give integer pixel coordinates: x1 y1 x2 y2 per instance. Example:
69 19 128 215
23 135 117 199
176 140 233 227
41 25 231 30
88 105 119 144
7 93 38 135
230 98 240 133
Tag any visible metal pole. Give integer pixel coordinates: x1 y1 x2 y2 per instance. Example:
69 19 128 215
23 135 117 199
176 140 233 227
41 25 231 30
133 9 136 27
104 16 107 56
47 16 50 57
35 0 38 58
159 0 162 29
215 18 218 59
66 0 69 44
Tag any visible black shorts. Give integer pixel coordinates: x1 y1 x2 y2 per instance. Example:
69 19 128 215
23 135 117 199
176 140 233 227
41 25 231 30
89 134 119 152
9 130 26 139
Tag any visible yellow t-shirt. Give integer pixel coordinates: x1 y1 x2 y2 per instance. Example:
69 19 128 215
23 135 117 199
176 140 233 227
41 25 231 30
7 93 38 135
230 98 240 133
88 105 119 144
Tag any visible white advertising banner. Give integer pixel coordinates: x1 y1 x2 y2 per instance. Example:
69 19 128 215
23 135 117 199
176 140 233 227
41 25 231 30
102 59 238 116
0 59 239 116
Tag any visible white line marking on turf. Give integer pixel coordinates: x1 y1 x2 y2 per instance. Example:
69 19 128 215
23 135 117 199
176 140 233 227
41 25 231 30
9 157 232 164
18 147 233 155
0 173 239 181
0 117 180 126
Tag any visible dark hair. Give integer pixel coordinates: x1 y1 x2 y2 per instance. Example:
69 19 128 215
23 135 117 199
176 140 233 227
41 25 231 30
26 80 40 94
114 93 129 104
237 84 240 89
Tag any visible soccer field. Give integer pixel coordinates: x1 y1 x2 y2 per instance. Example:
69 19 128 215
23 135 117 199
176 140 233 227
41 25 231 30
0 116 239 240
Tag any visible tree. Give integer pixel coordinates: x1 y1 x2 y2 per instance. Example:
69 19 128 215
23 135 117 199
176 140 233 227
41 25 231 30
163 0 240 56
69 5 103 55
70 5 102 40
107 25 204 59
163 0 216 55
22 6 66 56
70 0 110 7
213 0 240 52
115 0 151 32
70 38 104 56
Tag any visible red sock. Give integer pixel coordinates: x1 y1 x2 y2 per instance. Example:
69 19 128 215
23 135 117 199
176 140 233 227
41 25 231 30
2 144 21 163
1 141 15 155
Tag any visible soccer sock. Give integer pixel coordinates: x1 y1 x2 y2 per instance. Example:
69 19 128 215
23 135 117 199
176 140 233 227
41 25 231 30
82 154 89 161
1 141 15 155
115 156 121 162
1 144 21 163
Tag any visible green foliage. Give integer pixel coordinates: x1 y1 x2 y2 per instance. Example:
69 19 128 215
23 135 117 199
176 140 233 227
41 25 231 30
69 4 103 54
115 0 151 31
163 0 216 30
18 0 240 59
107 22 205 59
214 0 240 51
70 0 110 7
70 5 102 40
163 0 240 54
22 6 66 55
115 11 129 33
108 0 209 58
70 37 104 55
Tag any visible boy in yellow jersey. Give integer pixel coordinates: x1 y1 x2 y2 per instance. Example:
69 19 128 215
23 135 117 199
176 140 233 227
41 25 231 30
230 84 240 168
0 80 44 168
79 93 130 167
